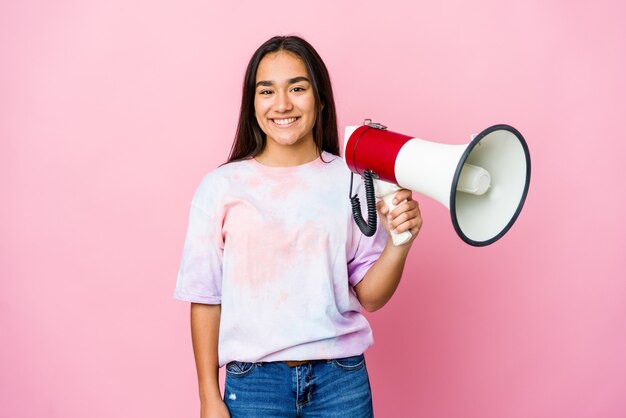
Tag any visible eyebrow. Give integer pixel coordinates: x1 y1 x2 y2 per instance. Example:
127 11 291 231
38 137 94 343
255 76 310 88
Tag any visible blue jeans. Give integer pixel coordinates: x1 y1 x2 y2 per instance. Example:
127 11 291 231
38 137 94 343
224 354 374 417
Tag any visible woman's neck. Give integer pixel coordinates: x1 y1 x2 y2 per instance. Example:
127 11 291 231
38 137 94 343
254 139 320 167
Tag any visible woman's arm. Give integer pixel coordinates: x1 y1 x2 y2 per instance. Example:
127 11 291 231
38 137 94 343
354 189 422 312
190 303 230 418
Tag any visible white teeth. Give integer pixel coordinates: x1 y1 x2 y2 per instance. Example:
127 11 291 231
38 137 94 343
273 117 298 125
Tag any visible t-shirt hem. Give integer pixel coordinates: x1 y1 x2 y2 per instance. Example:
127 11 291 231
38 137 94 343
219 338 374 366
173 291 221 304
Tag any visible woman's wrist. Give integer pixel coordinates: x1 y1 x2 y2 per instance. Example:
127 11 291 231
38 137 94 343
384 235 413 258
200 390 224 405
199 378 223 404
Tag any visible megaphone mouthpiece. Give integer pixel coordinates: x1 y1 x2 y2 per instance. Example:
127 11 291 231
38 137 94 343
457 163 491 195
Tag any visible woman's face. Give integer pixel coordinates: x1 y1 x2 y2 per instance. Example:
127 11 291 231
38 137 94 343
254 51 317 151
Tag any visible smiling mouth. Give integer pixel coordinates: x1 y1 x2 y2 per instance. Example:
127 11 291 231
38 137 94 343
271 117 300 126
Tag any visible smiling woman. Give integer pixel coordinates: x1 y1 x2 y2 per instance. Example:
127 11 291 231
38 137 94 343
227 36 340 166
253 52 318 166
173 35 423 418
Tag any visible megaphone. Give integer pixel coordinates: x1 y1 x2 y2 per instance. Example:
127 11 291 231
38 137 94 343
344 121 531 247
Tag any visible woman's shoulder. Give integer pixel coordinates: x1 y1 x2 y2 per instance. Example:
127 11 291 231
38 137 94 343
319 151 345 168
202 157 260 183
191 159 253 210
320 151 341 163
319 151 354 177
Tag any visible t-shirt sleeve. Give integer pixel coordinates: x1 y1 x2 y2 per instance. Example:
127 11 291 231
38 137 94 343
347 222 388 287
173 177 224 304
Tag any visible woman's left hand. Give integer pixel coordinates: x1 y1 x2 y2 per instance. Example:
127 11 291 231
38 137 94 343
376 189 423 245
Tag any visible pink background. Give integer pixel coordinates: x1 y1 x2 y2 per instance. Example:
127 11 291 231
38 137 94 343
2 0 625 417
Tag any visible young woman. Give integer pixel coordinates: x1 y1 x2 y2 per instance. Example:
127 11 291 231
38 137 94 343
174 35 423 418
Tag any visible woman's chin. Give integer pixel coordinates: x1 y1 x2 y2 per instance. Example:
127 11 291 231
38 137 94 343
267 135 307 148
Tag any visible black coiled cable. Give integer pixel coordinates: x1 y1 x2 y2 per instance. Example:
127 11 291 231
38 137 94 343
350 170 377 237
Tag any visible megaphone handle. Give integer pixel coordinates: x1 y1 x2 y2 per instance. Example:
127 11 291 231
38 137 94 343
381 193 412 246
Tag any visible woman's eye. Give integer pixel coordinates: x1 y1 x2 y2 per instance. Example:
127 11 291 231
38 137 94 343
292 87 305 92
259 90 273 95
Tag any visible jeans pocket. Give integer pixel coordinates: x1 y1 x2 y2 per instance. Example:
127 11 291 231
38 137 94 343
331 354 366 371
225 361 257 377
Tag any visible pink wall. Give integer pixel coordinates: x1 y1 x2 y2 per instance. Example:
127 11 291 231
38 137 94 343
2 0 625 417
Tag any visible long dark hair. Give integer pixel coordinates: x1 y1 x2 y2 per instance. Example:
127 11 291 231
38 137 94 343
226 36 340 163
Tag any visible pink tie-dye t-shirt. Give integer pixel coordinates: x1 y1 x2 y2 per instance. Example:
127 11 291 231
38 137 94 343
174 151 388 366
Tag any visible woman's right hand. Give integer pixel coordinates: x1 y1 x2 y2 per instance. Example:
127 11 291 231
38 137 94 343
201 399 230 418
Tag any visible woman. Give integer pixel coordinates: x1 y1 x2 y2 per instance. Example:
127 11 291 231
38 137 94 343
174 35 423 418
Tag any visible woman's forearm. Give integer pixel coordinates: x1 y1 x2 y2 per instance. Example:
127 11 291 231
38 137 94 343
354 238 412 312
190 303 223 404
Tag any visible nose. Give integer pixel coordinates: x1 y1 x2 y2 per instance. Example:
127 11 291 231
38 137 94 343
274 90 293 112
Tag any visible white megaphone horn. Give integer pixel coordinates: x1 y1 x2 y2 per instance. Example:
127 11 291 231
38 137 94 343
344 121 531 247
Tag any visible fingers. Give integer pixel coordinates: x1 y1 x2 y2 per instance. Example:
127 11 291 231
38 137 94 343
391 189 413 205
376 189 423 236
388 209 423 233
377 189 414 216
388 199 420 220
376 200 387 212
387 200 423 234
